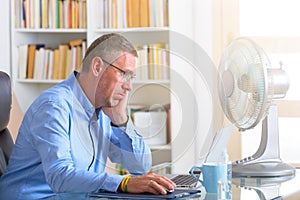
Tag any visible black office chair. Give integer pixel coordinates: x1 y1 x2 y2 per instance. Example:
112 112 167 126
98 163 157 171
0 71 14 176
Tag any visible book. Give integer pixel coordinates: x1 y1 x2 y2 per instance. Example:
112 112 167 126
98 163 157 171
21 0 26 28
135 44 149 80
41 0 49 28
130 0 140 27
29 0 34 28
117 0 125 28
33 0 41 28
59 0 64 28
140 0 149 27
161 43 169 80
81 40 86 60
51 49 60 79
155 0 163 27
71 46 77 72
111 0 118 28
56 0 60 28
63 0 71 28
103 0 109 28
71 0 77 28
154 43 162 79
148 0 156 27
78 0 87 28
47 50 54 79
23 0 30 28
27 45 36 79
33 47 45 79
163 0 169 27
18 44 28 79
40 48 50 79
58 44 69 79
14 0 21 27
69 39 85 71
135 45 143 80
65 48 72 78
76 45 82 71
69 39 83 46
126 0 140 27
27 44 45 79
148 44 154 79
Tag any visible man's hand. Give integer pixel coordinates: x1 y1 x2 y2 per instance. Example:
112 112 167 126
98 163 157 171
125 173 176 194
102 93 128 126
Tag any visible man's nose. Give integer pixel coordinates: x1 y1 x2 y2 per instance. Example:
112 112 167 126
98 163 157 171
122 79 133 91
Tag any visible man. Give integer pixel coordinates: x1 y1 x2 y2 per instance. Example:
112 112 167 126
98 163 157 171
0 33 175 199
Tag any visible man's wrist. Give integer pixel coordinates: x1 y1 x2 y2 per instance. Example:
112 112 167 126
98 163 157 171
119 175 131 192
111 116 129 127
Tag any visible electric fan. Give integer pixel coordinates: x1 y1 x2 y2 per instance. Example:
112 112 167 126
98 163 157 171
218 37 295 177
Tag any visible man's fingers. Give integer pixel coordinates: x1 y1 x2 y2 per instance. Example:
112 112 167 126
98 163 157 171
148 174 176 189
147 179 167 194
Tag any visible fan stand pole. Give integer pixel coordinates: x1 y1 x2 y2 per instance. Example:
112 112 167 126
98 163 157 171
232 103 296 177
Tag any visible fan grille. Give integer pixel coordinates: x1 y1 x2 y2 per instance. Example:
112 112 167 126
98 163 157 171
218 38 273 130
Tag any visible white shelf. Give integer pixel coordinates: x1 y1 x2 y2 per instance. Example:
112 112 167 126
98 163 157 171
133 80 170 85
149 144 171 150
14 28 87 33
16 79 63 84
93 27 169 33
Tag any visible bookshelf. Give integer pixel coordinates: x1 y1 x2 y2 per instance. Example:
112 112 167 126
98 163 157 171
11 0 87 111
11 0 211 173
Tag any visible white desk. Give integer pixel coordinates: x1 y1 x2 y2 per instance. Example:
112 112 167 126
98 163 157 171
44 169 300 199
229 169 300 200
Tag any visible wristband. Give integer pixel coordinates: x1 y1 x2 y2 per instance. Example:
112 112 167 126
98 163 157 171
120 175 131 193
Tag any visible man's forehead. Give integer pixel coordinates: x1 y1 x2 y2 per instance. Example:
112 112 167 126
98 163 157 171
113 53 136 65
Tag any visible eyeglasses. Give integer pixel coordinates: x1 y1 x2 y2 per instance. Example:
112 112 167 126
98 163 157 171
103 60 136 82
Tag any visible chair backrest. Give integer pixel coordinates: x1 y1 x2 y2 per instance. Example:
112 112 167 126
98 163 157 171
0 71 14 176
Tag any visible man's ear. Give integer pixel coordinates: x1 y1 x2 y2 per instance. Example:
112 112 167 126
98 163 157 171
91 56 104 76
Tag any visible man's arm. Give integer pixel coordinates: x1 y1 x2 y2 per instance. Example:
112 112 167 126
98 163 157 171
108 116 152 174
31 101 123 193
102 93 152 174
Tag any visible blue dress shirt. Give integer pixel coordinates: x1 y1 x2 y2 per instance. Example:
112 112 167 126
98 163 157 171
0 72 152 200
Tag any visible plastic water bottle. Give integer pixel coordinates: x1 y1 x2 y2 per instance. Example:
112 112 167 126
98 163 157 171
218 150 232 199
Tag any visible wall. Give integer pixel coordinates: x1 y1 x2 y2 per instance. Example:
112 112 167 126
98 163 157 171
169 0 215 173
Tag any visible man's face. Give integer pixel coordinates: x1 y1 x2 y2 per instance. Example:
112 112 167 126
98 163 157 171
95 52 136 108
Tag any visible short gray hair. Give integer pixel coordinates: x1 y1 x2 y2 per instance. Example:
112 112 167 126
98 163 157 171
81 33 138 72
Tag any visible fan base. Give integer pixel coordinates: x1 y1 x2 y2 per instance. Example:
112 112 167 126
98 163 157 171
232 161 296 178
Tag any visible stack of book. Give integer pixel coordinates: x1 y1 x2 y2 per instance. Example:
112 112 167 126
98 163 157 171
135 43 170 81
18 39 86 80
16 0 87 29
97 0 169 28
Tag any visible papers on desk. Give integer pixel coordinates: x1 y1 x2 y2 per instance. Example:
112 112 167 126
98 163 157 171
89 189 201 199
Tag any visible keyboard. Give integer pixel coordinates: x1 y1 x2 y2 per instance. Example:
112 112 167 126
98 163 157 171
170 174 198 188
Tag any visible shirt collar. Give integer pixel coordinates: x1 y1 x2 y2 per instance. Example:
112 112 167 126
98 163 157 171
67 71 95 119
